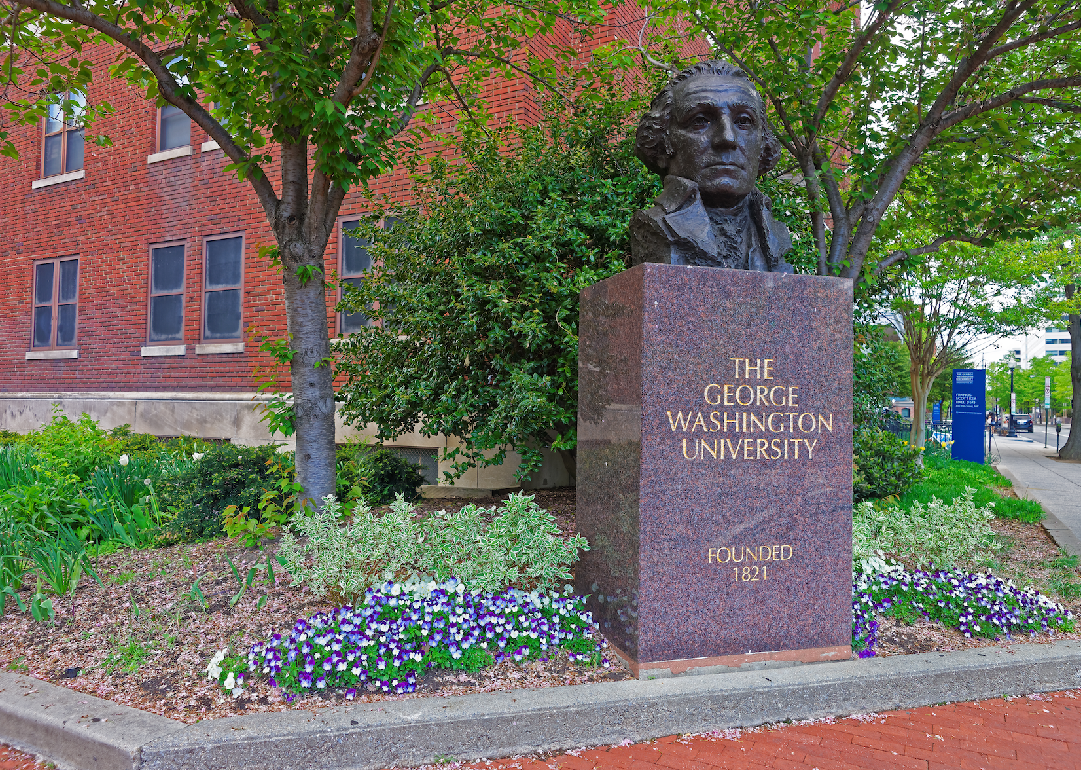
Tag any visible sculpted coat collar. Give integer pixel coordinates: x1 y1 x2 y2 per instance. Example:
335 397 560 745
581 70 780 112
630 176 794 273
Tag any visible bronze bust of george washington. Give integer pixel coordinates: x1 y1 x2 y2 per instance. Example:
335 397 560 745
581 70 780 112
630 60 794 273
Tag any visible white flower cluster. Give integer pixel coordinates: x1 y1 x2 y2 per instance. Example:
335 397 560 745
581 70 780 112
206 648 227 681
206 648 245 697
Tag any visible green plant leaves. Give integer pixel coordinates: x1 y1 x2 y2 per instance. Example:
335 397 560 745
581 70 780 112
276 492 587 600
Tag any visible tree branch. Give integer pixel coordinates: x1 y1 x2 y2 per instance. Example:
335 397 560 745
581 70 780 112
811 0 900 130
347 0 396 101
387 60 441 137
872 233 987 277
922 0 1039 123
446 48 568 100
231 0 270 28
985 16 1081 60
8 0 279 220
1010 96 1081 114
938 75 1081 133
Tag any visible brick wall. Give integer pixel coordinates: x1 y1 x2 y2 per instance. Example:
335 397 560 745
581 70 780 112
0 3 691 397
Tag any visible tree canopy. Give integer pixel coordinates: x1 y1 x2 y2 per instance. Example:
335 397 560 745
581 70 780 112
638 0 1081 280
1 0 610 499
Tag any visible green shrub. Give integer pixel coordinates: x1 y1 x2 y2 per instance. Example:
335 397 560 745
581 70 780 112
277 492 588 600
160 444 292 542
853 488 1001 569
107 424 167 455
337 446 426 505
854 427 924 502
901 449 1044 523
25 413 116 481
0 446 90 537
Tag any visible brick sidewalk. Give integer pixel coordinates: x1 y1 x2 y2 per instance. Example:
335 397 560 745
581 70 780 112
0 744 40 770
3 690 1078 770
454 690 1081 770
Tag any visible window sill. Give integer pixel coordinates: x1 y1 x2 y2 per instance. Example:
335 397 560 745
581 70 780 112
25 349 78 360
147 146 193 164
201 140 221 152
195 342 244 355
141 344 187 357
31 170 85 190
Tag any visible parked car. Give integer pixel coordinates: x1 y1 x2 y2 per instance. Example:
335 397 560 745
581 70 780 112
1011 414 1034 433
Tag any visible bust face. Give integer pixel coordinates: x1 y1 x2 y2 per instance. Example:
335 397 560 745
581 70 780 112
664 74 765 209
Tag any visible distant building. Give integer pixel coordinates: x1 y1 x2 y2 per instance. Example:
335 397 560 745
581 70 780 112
888 397 915 419
1044 326 1072 360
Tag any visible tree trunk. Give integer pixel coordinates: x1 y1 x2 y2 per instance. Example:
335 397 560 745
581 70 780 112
910 376 930 450
282 253 338 505
1060 283 1081 459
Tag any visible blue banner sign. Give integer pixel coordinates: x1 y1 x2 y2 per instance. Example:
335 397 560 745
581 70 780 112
951 369 986 464
932 401 941 423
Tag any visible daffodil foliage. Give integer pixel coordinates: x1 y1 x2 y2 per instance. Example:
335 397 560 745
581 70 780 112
642 0 1081 280
0 0 610 500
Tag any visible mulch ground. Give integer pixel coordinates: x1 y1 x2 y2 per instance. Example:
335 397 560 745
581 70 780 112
431 690 1081 770
0 490 627 725
2 486 1080 725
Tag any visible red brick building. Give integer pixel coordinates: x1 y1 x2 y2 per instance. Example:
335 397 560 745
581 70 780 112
0 5 660 488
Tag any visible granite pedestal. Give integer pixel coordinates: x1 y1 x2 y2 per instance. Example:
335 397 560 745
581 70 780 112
576 263 853 677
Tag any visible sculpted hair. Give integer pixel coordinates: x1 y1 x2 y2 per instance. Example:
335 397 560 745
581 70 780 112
635 60 782 178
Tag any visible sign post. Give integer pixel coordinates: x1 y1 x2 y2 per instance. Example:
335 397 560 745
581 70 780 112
1045 376 1052 448
952 369 986 464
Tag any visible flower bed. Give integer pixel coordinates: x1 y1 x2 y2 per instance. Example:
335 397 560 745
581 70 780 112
221 579 606 698
853 562 1074 657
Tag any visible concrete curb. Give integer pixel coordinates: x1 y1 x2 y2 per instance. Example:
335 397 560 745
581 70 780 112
994 464 1081 557
5 642 1081 769
0 673 184 770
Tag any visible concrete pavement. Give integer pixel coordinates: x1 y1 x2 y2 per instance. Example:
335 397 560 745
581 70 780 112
6 641 1081 770
991 426 1081 557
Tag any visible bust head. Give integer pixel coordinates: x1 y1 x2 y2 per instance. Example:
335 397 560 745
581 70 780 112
636 61 781 208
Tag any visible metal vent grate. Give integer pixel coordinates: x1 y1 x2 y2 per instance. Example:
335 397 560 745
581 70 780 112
385 446 439 485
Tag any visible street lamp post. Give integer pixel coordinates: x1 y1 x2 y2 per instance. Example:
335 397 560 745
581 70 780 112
1008 361 1017 437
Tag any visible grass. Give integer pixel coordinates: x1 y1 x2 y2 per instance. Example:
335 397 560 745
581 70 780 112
103 636 151 674
898 448 1044 523
1047 554 1081 599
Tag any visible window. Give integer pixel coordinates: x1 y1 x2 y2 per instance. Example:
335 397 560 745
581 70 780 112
159 105 191 151
203 235 243 340
32 258 79 348
339 218 372 334
148 243 186 342
42 92 85 177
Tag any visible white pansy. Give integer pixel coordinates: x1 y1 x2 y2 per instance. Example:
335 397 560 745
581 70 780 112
206 648 227 681
193 452 204 461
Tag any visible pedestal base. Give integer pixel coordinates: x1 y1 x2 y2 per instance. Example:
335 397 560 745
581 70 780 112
606 641 852 679
576 263 854 669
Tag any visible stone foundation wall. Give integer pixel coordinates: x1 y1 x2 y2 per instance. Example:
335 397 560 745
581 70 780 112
0 391 571 491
